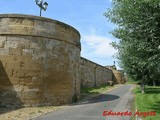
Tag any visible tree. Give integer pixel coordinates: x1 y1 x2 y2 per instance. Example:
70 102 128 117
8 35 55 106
105 0 160 93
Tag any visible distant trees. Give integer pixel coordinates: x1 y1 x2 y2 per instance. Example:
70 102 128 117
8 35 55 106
105 0 160 93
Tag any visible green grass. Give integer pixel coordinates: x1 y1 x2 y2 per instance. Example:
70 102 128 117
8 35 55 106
81 85 112 94
133 86 160 120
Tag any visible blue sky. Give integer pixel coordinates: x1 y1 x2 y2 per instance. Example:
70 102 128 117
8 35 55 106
0 0 120 68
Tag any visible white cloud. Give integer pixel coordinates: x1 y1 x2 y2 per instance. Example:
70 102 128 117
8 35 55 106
81 35 117 57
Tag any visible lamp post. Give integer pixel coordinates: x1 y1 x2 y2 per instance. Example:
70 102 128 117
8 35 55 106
35 0 48 16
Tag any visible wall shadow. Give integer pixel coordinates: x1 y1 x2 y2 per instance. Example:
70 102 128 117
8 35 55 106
0 60 23 114
145 87 160 94
73 93 120 105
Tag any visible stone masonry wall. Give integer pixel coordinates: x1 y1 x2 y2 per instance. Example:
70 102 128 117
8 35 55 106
0 14 81 107
81 57 113 88
113 70 126 84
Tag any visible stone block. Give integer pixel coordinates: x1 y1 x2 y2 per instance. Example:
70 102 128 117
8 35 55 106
23 91 43 100
9 48 22 56
9 78 20 85
0 41 5 48
0 37 6 48
0 48 9 55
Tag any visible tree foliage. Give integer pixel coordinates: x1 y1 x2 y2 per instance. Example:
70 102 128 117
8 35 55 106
105 0 160 92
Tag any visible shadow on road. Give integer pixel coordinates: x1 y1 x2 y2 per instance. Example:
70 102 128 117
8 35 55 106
74 93 120 105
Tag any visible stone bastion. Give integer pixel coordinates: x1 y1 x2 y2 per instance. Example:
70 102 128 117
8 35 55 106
0 14 81 107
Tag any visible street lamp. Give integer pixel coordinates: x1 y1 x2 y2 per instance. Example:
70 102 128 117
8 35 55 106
35 0 48 16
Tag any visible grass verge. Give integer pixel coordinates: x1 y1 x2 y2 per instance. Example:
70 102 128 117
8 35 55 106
133 86 160 120
81 85 112 94
80 85 113 100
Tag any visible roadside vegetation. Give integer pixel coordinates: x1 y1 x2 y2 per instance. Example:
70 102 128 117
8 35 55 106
81 85 112 94
81 85 114 99
127 77 139 85
105 0 160 93
133 86 160 120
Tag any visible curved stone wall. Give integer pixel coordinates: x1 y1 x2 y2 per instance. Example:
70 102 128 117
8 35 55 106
0 14 81 107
